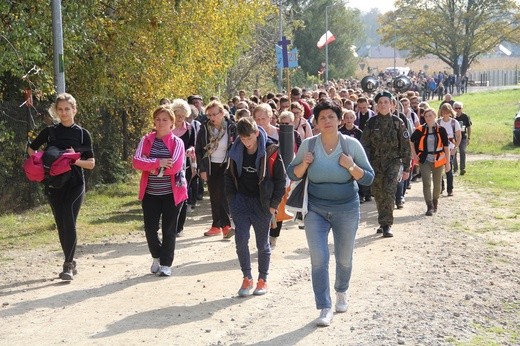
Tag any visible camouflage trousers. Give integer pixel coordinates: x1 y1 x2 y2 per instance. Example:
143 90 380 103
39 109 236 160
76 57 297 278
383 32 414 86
372 162 401 227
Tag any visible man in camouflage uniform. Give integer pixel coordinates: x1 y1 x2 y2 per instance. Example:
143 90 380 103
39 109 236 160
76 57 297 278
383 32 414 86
361 91 411 237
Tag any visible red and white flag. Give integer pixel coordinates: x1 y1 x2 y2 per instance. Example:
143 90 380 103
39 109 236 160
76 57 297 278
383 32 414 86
317 31 336 49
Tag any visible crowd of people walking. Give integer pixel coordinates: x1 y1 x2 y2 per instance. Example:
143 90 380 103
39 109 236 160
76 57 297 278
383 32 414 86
26 78 472 327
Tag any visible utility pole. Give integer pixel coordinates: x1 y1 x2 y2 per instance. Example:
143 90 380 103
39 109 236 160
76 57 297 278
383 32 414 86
278 1 283 92
51 0 65 93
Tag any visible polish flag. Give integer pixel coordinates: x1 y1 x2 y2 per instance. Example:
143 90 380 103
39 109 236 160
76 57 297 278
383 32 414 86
317 31 336 49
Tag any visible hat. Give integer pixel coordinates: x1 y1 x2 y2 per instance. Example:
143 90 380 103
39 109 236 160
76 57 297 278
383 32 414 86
374 91 393 103
188 95 203 104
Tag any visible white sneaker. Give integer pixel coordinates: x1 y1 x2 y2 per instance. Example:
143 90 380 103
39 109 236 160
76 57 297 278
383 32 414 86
158 265 171 277
335 292 348 313
316 308 333 327
150 258 160 274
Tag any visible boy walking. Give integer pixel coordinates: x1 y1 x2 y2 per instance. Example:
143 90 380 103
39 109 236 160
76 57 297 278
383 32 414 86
224 117 286 296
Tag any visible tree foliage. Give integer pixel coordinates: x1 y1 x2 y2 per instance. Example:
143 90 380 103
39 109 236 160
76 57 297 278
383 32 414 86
286 0 364 83
379 0 520 76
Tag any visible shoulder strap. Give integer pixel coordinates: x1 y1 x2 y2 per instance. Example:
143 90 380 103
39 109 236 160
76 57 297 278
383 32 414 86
268 149 278 177
338 134 349 154
308 136 317 153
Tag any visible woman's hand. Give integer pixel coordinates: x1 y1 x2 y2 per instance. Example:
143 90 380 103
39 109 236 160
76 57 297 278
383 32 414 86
445 161 451 173
186 147 196 160
160 158 173 168
302 152 314 166
339 153 354 169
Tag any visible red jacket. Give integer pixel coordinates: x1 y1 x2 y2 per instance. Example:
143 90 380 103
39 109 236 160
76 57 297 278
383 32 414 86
23 151 81 182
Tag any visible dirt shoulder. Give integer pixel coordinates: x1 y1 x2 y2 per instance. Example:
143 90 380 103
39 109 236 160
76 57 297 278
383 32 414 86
1 171 519 345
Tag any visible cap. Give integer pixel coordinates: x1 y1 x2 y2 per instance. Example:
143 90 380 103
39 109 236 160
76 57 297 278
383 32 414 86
188 95 203 104
374 91 393 103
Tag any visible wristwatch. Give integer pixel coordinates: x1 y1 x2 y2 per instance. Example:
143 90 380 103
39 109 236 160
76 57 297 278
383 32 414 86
348 163 356 172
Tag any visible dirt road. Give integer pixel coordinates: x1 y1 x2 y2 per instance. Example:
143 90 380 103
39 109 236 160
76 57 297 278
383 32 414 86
1 173 518 345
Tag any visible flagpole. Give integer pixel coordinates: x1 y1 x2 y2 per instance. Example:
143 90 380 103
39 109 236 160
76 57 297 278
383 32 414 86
325 5 330 85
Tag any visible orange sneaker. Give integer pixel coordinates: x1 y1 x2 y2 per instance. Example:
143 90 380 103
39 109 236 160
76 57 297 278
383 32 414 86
253 278 268 295
222 225 235 239
204 227 222 236
238 277 253 297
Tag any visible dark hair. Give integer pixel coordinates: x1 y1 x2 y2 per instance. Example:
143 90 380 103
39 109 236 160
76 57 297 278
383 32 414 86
236 116 259 136
313 98 342 120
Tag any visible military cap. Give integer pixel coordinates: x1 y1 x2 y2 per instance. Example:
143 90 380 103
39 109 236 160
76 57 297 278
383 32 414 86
374 91 394 103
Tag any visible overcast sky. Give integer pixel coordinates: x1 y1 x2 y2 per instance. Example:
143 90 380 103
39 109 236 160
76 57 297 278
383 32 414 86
346 0 396 13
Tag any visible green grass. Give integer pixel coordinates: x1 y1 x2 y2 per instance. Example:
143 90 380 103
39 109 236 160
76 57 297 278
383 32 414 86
428 89 520 154
0 175 144 254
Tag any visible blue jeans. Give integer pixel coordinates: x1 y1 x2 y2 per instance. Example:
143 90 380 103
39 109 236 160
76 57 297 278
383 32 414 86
304 201 360 309
231 193 271 281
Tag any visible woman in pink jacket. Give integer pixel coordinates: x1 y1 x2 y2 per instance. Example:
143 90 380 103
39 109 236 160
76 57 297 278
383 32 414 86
133 105 187 277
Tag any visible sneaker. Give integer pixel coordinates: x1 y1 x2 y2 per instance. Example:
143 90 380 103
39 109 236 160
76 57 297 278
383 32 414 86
158 265 171 277
150 258 160 274
316 308 333 327
269 236 277 249
335 292 348 313
204 227 222 236
253 278 268 296
238 277 254 297
59 262 75 281
376 227 384 234
222 226 235 239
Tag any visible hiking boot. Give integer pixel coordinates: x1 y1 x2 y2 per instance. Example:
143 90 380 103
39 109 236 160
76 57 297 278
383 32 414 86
376 227 384 234
150 258 160 274
253 278 268 296
204 227 222 236
460 169 466 176
433 199 438 212
335 292 348 313
158 265 171 277
59 262 75 281
382 226 393 238
238 277 254 297
222 226 235 239
425 203 434 216
316 308 333 327
447 191 454 197
269 236 277 249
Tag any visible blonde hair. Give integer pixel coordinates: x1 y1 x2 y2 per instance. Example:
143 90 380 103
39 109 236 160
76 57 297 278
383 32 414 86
252 103 273 119
439 103 455 118
49 93 77 121
170 99 192 119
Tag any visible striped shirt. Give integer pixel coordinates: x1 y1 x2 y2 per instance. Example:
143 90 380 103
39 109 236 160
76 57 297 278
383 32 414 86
145 138 172 195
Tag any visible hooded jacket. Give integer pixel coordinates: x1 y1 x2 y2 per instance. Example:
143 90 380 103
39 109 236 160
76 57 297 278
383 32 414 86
133 131 188 206
23 150 81 183
224 127 286 214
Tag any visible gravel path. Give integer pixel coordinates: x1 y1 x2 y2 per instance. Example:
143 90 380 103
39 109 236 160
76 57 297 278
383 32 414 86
0 171 519 345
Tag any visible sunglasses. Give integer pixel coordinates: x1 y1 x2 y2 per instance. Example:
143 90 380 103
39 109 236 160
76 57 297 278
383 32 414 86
454 107 462 110
279 122 291 125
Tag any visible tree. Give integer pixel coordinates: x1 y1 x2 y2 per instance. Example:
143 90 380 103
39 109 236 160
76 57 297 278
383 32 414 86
288 0 364 83
379 0 520 76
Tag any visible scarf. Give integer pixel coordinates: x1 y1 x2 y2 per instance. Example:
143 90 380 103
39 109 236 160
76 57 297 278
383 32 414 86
203 119 226 158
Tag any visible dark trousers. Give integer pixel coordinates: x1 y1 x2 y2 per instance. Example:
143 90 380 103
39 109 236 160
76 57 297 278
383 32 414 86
177 167 193 233
142 193 181 266
231 193 271 281
207 162 231 228
47 184 84 263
